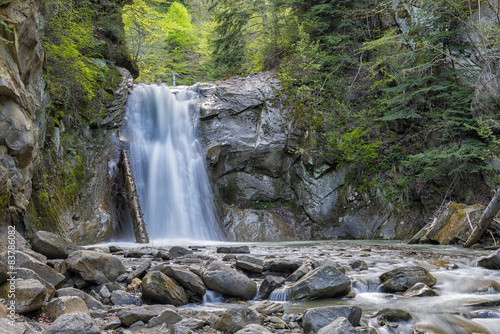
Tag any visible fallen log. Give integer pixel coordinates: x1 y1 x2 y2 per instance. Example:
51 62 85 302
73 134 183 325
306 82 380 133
121 148 149 243
464 187 500 248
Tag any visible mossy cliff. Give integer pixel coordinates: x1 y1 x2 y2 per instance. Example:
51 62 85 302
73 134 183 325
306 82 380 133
0 0 137 244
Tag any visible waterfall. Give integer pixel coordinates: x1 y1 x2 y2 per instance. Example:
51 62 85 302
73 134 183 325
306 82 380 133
124 84 224 241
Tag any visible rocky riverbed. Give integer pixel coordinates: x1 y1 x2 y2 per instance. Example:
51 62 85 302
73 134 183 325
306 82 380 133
1 228 500 334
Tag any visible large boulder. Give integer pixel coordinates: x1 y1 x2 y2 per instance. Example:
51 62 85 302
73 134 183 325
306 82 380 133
213 306 262 333
302 306 362 333
142 271 189 306
0 318 33 334
56 287 104 310
290 265 351 300
46 296 88 320
111 289 141 306
14 267 55 299
0 278 48 313
202 260 257 300
379 266 437 293
45 312 100 334
31 230 82 259
161 265 206 298
66 250 125 284
0 251 65 287
259 276 285 299
478 249 500 270
146 308 182 328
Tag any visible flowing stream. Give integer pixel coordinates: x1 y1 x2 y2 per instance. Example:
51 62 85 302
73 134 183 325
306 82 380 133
125 84 224 241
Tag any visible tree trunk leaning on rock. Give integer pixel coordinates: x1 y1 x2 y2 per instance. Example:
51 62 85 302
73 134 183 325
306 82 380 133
121 148 149 243
464 187 500 248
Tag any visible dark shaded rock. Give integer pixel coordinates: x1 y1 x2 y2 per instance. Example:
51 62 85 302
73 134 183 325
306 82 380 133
478 249 500 270
142 271 188 306
46 296 88 320
56 287 104 310
217 246 250 254
312 260 346 274
111 289 141 306
45 312 99 334
161 265 206 297
379 266 437 293
403 282 438 297
259 276 285 299
317 317 356 334
31 231 82 259
156 250 173 260
0 261 8 285
213 306 262 333
170 246 191 258
0 278 48 313
290 265 351 300
264 259 302 273
372 308 412 322
236 260 264 273
302 306 362 333
66 250 126 284
109 245 123 253
202 260 257 300
118 304 176 327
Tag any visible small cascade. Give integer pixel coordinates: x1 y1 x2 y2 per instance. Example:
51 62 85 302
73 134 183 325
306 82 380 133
203 290 223 304
268 286 292 302
125 84 225 241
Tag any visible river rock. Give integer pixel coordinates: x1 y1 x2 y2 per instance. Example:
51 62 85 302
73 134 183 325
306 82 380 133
161 265 206 297
217 246 250 254
379 266 437 293
403 282 438 297
264 259 302 273
46 296 88 320
0 278 48 313
126 258 151 283
124 247 159 258
259 276 285 299
203 260 257 300
169 246 191 258
66 250 126 284
1 251 65 288
350 260 368 271
236 259 264 273
235 324 273 334
478 249 500 269
31 230 82 259
213 306 263 333
372 308 412 322
45 312 100 334
0 318 32 334
111 289 141 306
56 287 104 310
290 265 351 300
286 264 310 282
302 306 362 333
317 317 356 334
142 271 188 306
118 304 176 327
0 302 6 318
16 267 55 298
249 301 284 315
146 308 182 328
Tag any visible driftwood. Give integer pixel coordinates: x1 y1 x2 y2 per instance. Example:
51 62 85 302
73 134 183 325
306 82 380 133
121 148 149 243
464 187 500 248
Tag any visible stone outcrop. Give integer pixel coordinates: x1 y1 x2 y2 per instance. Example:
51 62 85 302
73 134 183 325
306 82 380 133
0 0 44 226
66 250 126 284
290 265 351 301
196 72 423 241
379 266 437 293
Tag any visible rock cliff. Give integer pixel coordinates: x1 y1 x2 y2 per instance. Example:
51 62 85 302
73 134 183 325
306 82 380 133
0 0 44 226
195 72 424 241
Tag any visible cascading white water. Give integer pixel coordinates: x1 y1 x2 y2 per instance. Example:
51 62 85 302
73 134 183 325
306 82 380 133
125 84 224 241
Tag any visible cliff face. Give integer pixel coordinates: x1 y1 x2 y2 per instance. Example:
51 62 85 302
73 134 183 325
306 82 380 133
196 73 424 241
0 0 44 226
